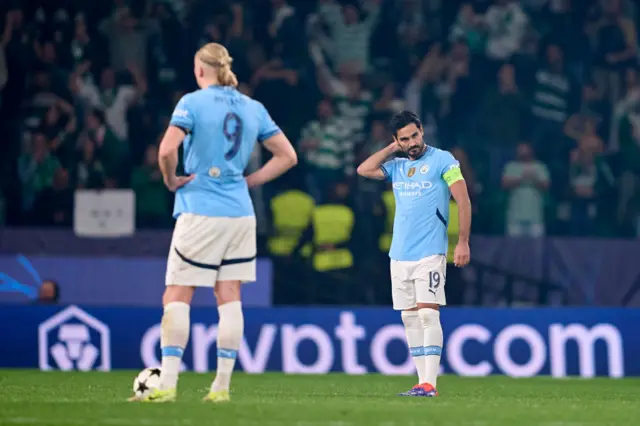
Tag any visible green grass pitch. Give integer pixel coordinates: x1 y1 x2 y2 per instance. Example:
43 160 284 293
0 370 639 426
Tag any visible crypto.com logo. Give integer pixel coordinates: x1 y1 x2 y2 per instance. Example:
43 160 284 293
0 254 41 299
38 305 111 371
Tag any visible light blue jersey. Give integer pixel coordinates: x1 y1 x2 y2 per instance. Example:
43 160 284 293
169 86 281 218
381 147 461 261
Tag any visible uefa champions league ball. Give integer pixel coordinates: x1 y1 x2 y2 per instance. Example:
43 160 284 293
133 367 162 398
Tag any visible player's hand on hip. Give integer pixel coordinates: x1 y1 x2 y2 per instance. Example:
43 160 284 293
164 175 195 192
453 242 470 267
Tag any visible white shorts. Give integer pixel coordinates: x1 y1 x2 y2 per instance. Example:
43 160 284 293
390 254 447 310
165 213 257 287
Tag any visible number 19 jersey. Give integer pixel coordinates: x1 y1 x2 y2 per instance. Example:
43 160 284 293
169 85 281 218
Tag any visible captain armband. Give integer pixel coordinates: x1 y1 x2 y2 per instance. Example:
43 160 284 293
443 165 464 186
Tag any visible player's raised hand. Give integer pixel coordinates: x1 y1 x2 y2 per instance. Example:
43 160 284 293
453 241 470 267
164 175 195 192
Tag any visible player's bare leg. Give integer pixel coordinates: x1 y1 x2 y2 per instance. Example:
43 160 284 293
203 280 243 403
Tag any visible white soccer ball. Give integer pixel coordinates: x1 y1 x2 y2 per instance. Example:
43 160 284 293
133 367 162 398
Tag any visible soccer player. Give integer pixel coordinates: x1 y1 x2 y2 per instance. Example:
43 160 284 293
356 111 471 397
133 43 297 403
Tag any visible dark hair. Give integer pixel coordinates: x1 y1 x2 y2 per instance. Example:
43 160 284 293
388 110 422 137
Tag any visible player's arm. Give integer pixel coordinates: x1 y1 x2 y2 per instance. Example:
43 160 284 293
158 126 194 192
356 143 399 180
245 132 298 188
444 165 471 267
159 96 195 192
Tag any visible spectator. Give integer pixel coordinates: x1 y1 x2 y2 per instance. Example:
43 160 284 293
299 99 353 203
389 0 430 73
65 15 99 71
70 63 147 141
315 0 381 73
449 3 486 55
568 133 614 235
32 167 74 227
478 63 528 179
18 132 62 215
251 56 301 134
99 6 156 74
22 69 62 135
484 0 528 62
267 0 305 64
564 82 609 144
545 0 589 70
531 43 576 164
439 40 474 146
33 40 69 96
39 99 77 166
404 43 445 141
74 136 107 190
313 40 374 141
150 1 186 92
131 144 171 228
611 68 640 150
83 107 128 186
588 0 638 104
501 142 550 237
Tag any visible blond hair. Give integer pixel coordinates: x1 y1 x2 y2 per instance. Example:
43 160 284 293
196 43 238 88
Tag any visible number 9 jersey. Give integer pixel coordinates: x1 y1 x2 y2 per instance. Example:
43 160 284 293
169 85 281 219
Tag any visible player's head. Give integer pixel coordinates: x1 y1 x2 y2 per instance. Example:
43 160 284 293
389 110 425 159
194 43 238 89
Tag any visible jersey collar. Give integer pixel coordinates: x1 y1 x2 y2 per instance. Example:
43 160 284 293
208 85 236 92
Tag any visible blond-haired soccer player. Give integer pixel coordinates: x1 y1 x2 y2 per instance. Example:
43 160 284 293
357 111 471 397
131 43 297 403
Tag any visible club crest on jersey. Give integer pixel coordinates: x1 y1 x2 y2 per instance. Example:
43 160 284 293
420 165 429 174
408 167 416 178
208 167 221 178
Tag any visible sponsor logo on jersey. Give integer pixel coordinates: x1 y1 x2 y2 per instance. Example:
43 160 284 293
173 109 189 118
420 165 429 174
408 167 416 177
208 167 221 178
393 181 433 197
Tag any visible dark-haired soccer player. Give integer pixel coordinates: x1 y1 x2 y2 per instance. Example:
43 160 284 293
357 110 471 397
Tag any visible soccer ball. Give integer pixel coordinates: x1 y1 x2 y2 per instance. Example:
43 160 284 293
133 367 162 398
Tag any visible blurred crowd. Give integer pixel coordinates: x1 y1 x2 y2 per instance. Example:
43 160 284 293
1 0 640 241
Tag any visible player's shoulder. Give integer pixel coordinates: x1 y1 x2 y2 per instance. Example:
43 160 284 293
243 94 268 114
428 146 457 164
428 146 453 158
176 90 202 107
387 156 409 166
